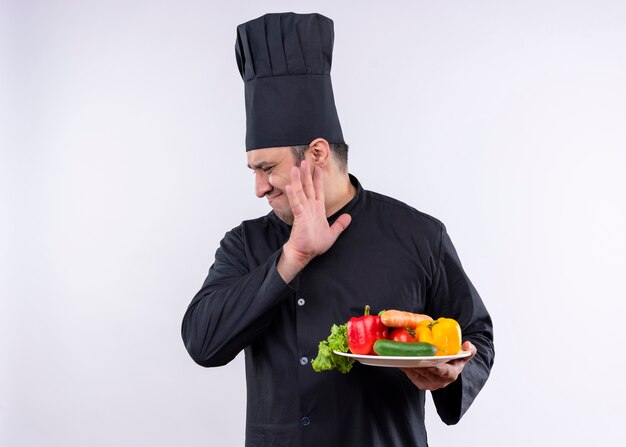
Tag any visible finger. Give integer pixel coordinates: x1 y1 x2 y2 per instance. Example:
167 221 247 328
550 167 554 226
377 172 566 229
312 164 325 204
300 160 315 199
424 365 448 377
290 165 308 205
462 340 477 355
401 368 444 391
284 183 303 216
460 341 477 362
401 368 428 385
419 377 449 391
329 214 352 240
400 367 427 377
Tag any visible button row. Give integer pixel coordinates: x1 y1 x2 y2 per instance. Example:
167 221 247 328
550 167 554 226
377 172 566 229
297 297 308 369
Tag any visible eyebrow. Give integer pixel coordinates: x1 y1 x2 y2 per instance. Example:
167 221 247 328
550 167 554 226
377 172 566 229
247 160 275 170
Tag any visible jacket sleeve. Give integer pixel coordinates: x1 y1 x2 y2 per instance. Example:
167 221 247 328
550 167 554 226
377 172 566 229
427 224 495 425
181 226 294 367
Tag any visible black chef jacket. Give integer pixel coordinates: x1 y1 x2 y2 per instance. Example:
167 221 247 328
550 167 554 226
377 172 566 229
182 175 494 447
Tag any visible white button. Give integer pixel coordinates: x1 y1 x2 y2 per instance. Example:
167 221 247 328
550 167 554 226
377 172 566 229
297 298 305 306
300 356 308 365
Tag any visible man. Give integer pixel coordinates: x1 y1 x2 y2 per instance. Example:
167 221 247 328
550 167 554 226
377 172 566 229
182 12 494 446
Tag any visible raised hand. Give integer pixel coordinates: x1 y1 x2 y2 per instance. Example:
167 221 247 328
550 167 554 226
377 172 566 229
276 160 351 283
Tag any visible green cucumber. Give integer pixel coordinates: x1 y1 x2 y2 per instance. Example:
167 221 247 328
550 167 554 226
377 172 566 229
373 340 437 357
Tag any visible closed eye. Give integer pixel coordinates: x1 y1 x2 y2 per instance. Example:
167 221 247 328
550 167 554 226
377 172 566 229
247 161 276 175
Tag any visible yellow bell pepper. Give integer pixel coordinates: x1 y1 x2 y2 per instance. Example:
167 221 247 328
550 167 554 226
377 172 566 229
415 317 462 356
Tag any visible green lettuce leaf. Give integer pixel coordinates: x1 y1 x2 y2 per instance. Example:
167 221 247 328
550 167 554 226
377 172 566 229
311 323 355 374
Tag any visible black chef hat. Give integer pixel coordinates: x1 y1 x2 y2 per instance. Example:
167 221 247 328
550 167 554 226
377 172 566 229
235 12 345 151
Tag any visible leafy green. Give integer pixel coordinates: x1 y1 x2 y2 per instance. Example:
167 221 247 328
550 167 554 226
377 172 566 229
311 323 355 374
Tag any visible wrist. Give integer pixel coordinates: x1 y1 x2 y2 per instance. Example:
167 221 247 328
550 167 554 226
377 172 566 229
276 243 313 283
283 242 315 267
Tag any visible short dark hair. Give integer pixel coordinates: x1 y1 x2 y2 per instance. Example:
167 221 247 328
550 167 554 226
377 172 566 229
290 143 349 172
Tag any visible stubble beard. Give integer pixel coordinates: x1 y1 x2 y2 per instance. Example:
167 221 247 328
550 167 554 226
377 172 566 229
273 205 295 225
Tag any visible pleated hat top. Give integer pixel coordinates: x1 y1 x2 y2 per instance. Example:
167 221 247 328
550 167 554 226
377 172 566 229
235 12 345 151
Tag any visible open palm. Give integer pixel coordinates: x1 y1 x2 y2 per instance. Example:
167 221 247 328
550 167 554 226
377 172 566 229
283 160 351 266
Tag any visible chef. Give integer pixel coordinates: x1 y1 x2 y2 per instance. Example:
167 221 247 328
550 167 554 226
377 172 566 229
182 12 495 446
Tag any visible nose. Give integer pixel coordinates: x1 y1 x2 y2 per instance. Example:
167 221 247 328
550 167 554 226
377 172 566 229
255 172 273 198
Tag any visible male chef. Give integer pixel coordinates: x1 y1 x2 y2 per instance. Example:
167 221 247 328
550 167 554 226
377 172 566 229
182 12 495 446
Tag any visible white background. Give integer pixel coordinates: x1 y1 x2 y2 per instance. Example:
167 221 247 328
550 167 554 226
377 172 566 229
2 0 626 445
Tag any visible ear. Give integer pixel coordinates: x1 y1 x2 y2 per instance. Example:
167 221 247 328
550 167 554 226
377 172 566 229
306 138 331 167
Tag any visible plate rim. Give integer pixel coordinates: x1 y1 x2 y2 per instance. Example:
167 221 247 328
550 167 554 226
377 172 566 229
333 349 472 362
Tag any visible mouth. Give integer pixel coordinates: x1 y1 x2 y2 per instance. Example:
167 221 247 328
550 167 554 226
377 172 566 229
267 193 282 204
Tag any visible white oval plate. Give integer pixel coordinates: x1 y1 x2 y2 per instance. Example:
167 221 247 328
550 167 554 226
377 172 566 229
333 350 472 368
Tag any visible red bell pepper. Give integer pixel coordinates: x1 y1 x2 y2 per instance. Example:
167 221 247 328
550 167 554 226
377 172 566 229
347 305 388 355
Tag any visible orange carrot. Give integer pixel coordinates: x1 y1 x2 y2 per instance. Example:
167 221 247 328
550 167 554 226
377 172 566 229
380 310 432 328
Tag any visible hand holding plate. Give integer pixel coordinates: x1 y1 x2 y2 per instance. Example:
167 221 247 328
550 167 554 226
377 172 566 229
400 341 477 391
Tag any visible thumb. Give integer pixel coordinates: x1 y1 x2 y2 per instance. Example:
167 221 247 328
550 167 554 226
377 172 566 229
329 213 352 239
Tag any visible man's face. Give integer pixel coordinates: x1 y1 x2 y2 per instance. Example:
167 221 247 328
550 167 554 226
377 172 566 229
247 147 301 224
